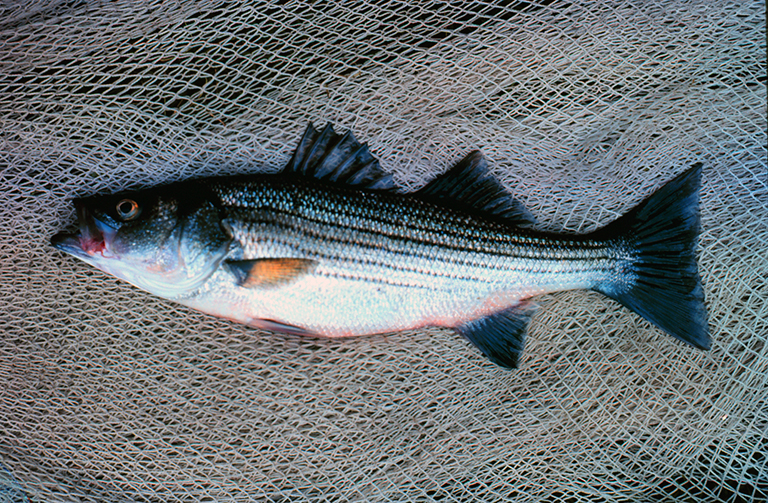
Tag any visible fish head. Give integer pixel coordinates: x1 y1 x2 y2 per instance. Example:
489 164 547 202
51 183 230 298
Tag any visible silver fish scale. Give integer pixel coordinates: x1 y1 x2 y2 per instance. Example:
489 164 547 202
167 177 635 338
210 178 628 290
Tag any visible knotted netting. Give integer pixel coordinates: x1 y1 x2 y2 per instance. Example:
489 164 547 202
1 0 766 501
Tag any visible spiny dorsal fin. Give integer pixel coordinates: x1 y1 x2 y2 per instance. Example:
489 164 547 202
283 123 395 190
417 151 536 227
226 258 317 288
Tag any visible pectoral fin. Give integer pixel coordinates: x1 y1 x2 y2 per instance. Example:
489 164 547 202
226 258 317 288
455 302 538 369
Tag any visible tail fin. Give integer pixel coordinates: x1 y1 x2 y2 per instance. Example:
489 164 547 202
592 164 709 350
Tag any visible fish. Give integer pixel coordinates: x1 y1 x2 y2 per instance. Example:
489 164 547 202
51 124 709 369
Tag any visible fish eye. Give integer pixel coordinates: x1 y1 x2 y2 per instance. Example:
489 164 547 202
115 199 141 221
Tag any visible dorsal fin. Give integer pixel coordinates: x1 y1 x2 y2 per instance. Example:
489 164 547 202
283 123 395 190
417 151 536 226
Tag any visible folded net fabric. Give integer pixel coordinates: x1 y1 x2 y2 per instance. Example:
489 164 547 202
1 1 765 501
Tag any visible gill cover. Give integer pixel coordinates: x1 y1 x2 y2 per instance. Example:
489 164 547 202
54 183 231 299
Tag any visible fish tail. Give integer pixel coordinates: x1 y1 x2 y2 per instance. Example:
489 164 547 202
592 164 709 350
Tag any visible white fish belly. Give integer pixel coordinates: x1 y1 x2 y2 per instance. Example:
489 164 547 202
182 193 618 337
178 257 598 337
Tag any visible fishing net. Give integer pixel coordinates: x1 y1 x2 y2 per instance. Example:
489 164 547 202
1 0 766 501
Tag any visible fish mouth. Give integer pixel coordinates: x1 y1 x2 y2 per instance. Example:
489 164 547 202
51 200 114 259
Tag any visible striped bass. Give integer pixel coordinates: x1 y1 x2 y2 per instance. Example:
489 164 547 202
51 124 709 368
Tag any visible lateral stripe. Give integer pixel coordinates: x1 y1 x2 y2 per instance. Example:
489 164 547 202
230 220 623 284
231 208 614 262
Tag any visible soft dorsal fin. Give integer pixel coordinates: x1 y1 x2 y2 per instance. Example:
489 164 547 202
417 151 536 226
283 123 395 190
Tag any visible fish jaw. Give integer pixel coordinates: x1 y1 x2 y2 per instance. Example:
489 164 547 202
51 219 170 297
49 201 140 293
50 200 118 262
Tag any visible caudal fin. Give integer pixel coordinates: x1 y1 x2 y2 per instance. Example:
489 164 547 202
593 164 709 350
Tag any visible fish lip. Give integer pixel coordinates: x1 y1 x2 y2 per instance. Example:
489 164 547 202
50 199 111 258
50 230 83 255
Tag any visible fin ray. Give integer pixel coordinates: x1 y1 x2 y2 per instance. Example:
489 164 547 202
592 164 709 350
249 318 316 337
418 151 536 226
227 258 317 288
455 303 537 369
283 123 395 190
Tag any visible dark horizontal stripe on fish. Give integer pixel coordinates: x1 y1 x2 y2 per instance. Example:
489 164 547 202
236 216 620 277
242 234 626 289
242 233 508 284
286 195 609 254
282 184 593 246
231 219 624 283
221 183 610 255
312 269 447 290
228 206 615 263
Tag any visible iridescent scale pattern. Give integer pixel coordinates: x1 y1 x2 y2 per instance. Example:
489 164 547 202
177 177 632 337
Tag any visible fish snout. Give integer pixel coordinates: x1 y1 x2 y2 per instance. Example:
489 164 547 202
51 198 108 257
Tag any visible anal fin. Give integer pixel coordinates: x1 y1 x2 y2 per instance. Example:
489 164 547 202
455 302 537 369
227 258 317 288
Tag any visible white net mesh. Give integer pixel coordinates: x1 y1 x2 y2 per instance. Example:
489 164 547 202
1 0 766 501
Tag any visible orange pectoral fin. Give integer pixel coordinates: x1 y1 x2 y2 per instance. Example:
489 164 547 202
226 258 317 288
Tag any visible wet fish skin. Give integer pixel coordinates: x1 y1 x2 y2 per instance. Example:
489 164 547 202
196 176 616 332
51 124 708 368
